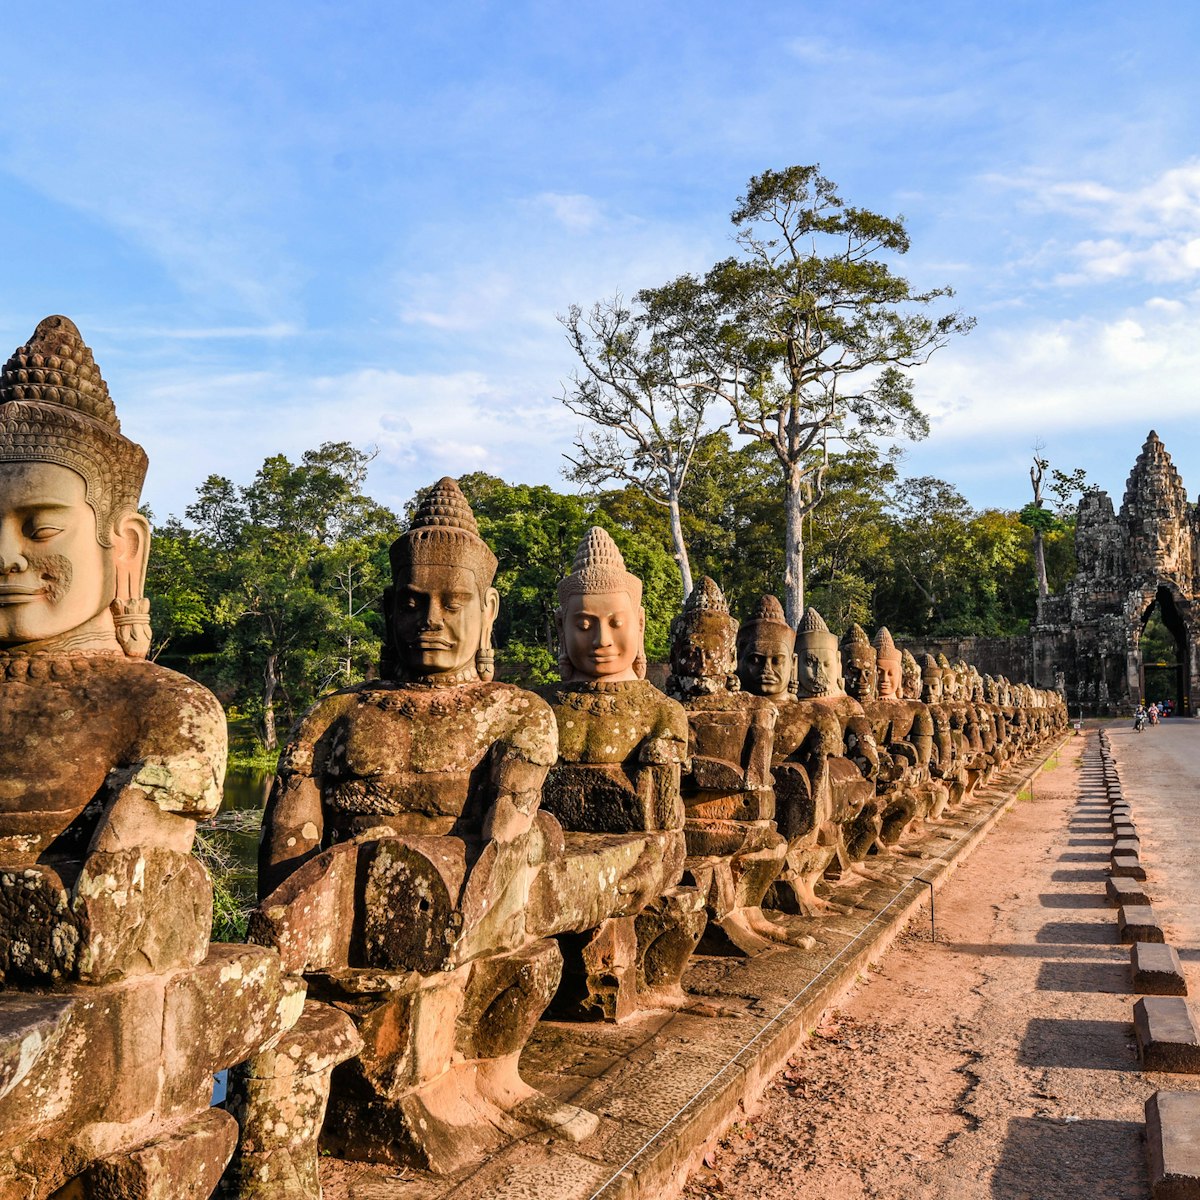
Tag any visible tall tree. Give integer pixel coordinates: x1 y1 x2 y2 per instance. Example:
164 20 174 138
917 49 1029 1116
643 165 974 623
186 443 398 749
559 291 729 601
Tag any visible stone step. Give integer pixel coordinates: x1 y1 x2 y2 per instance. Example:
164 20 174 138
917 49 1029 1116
1111 805 1133 821
1121 904 1165 944
1115 825 1140 844
1146 1090 1200 1197
1108 875 1151 907
1135 998 1200 1072
1133 943 1189 997
1113 839 1141 861
1112 855 1148 880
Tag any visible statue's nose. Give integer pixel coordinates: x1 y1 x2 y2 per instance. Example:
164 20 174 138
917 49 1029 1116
0 534 28 574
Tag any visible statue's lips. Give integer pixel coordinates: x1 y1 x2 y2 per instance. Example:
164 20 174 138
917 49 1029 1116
415 638 453 649
0 586 45 603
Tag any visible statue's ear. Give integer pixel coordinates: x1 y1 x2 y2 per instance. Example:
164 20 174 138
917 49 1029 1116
109 511 152 659
111 510 151 603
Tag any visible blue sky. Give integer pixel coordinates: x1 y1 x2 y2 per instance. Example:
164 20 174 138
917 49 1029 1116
4 1 1200 520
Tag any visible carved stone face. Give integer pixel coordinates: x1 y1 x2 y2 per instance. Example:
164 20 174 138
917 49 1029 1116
560 590 644 682
922 670 944 705
392 562 497 679
670 613 734 686
941 668 959 701
0 461 113 647
876 653 903 700
737 628 793 698
841 643 877 702
795 641 842 699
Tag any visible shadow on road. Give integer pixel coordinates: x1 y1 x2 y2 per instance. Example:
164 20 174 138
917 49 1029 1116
991 1116 1146 1199
1034 959 1129 994
1017 1017 1135 1070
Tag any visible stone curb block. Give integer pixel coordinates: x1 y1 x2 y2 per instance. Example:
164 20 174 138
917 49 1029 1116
1135 998 1200 1073
1108 876 1150 908
1112 855 1147 880
1133 943 1189 997
1120 904 1165 944
1146 1090 1200 1198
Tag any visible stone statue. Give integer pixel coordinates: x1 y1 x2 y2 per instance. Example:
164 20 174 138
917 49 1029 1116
791 608 881 882
734 596 866 915
919 653 964 808
855 627 936 844
536 528 705 1019
250 478 595 1181
0 316 298 1198
666 578 801 954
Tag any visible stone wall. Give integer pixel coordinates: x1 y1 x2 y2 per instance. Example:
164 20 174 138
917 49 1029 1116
896 635 1034 685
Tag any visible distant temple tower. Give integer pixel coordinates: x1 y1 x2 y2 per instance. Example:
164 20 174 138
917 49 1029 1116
1033 432 1199 715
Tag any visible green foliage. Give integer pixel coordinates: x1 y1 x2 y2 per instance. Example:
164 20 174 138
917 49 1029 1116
164 442 400 748
1018 501 1062 535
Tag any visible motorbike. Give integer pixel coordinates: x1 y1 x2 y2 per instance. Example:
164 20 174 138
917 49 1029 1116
1134 711 1146 732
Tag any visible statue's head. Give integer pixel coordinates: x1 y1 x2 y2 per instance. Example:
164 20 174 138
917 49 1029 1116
872 627 903 700
983 673 998 704
900 649 922 701
736 594 795 699
667 576 736 696
936 653 959 700
920 653 944 704
0 317 151 656
794 607 843 699
556 527 645 683
967 665 985 703
839 623 877 702
385 477 499 684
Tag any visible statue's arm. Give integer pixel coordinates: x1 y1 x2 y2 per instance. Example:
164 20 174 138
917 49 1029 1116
485 694 558 843
257 699 348 898
87 679 228 858
744 698 776 790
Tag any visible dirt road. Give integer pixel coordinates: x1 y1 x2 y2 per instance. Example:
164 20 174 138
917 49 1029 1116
684 734 1157 1200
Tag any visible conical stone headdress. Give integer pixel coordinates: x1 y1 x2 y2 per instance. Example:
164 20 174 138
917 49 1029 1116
795 605 837 652
0 316 148 546
839 622 871 651
872 626 900 662
557 527 642 607
669 576 736 649
390 476 498 588
736 594 795 651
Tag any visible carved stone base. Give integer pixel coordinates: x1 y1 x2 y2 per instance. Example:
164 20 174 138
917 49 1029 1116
222 1000 362 1199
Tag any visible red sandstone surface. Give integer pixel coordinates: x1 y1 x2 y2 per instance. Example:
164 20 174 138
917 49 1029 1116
684 733 1163 1200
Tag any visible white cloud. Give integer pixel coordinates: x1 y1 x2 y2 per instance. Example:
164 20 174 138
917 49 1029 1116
128 365 580 519
532 192 606 233
916 304 1200 444
997 160 1200 289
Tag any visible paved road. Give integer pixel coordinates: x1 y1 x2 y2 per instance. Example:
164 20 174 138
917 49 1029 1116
1108 720 1200 990
685 736 1159 1200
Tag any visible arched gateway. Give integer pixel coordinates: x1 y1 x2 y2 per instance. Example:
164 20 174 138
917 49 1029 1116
1033 432 1200 716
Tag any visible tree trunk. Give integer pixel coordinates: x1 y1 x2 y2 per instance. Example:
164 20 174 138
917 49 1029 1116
1033 530 1048 601
668 490 694 602
261 652 279 752
784 470 805 625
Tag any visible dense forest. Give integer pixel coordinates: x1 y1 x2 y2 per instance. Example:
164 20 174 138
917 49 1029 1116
145 434 1082 752
147 166 1088 753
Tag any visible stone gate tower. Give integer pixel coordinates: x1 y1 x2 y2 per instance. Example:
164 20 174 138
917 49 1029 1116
1033 432 1200 715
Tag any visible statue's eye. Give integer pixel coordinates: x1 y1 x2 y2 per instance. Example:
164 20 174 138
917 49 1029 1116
30 525 62 541
611 618 623 629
